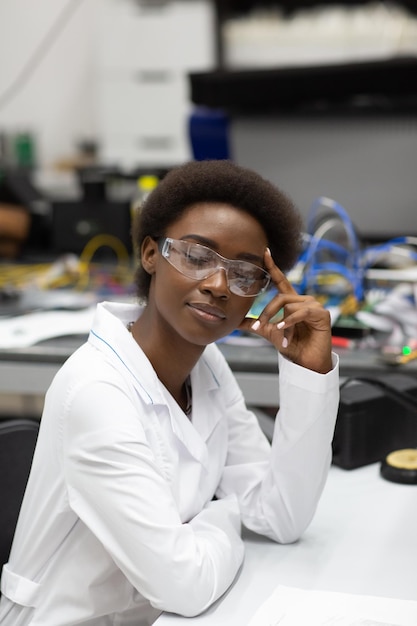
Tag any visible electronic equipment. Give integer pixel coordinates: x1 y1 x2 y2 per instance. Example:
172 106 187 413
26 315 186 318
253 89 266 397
51 167 132 256
332 373 417 470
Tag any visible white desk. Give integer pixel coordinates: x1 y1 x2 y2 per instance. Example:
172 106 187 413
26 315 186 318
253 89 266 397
155 464 417 624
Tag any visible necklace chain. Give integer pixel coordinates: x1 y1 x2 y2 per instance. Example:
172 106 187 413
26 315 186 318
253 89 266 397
184 377 192 417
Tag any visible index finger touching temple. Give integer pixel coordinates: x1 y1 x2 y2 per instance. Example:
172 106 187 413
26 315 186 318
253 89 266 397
264 248 297 295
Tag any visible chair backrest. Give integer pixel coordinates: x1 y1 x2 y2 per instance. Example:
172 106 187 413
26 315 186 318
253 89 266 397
0 419 39 569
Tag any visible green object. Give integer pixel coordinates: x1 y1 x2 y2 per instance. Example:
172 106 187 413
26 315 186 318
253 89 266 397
15 132 36 168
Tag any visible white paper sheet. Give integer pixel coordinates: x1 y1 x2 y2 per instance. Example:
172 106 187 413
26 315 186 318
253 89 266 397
248 586 417 626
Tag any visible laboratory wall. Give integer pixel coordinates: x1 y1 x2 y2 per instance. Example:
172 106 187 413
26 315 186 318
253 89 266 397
231 114 417 238
0 0 99 168
0 0 215 171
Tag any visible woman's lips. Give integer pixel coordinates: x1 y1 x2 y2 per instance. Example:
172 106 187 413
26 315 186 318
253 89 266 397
187 302 226 323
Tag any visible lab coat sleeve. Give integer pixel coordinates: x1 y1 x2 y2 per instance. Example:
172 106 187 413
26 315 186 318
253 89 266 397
215 349 340 544
63 377 244 617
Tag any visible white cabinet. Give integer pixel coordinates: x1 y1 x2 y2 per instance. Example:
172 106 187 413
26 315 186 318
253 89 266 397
94 0 215 168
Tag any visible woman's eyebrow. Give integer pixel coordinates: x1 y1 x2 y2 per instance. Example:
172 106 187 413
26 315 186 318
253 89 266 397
180 234 264 264
180 234 217 248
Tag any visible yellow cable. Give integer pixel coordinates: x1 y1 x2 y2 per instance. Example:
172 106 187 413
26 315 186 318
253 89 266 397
76 234 131 291
1 235 132 293
79 234 130 266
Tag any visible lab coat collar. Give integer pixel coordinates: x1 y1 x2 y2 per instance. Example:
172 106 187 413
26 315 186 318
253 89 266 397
87 302 223 459
88 301 165 406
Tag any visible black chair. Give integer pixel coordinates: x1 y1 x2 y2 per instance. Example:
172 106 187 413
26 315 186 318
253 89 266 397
0 419 39 570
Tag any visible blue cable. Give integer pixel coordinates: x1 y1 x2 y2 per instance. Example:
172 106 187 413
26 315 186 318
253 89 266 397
362 237 417 270
302 196 364 300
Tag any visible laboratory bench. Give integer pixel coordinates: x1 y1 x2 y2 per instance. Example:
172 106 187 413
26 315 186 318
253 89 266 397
155 462 417 624
0 335 416 421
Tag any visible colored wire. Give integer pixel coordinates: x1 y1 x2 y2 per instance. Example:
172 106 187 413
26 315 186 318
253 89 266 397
76 234 132 291
301 196 364 300
362 236 417 270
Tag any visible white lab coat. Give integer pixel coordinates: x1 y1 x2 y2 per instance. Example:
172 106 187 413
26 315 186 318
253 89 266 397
0 301 339 626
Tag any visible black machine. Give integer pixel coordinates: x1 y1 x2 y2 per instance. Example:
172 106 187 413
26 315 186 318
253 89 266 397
0 165 170 258
51 167 133 256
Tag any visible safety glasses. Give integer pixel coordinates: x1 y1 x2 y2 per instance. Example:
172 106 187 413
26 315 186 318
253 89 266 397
158 237 270 297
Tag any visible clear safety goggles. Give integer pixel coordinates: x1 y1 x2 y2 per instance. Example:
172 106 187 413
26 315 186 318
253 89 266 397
158 237 271 297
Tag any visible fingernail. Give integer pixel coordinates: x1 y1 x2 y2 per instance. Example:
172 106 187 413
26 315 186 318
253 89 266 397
282 336 288 348
251 320 261 331
277 321 285 329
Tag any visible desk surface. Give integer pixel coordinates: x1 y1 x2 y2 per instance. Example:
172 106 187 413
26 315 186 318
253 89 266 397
0 334 415 374
155 464 417 624
0 333 413 368
1 334 417 412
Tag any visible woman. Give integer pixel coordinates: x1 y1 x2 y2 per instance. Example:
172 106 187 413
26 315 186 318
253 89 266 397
0 160 339 625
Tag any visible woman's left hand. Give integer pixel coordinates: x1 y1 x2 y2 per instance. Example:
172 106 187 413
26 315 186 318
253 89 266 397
238 248 333 374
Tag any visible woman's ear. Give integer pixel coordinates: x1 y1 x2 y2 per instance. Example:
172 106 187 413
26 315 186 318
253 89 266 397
140 236 159 275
